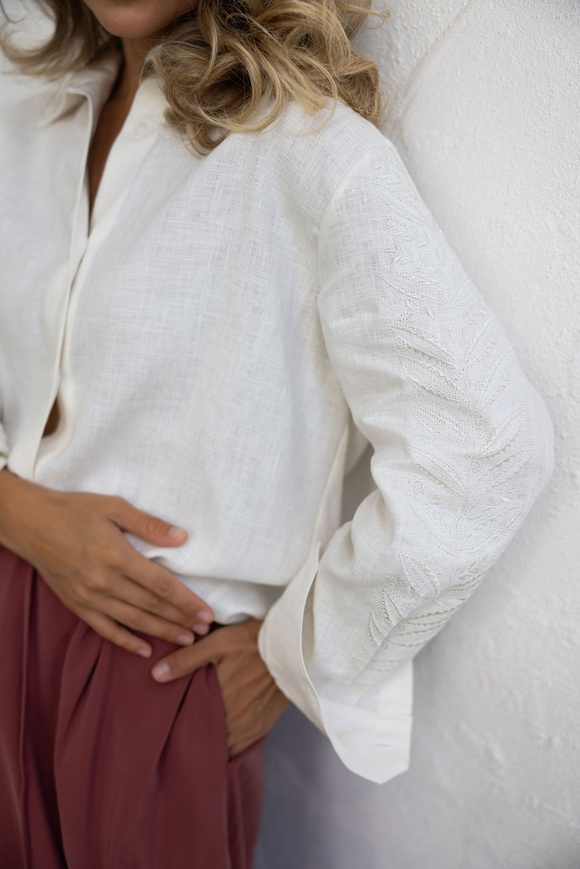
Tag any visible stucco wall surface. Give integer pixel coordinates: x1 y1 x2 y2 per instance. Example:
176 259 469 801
257 2 580 868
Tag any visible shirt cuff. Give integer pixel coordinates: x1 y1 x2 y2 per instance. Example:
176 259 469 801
258 543 414 784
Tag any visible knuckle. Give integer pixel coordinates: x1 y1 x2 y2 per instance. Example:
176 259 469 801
114 631 133 651
73 584 92 607
103 546 124 571
100 621 132 650
106 495 128 521
155 575 173 599
85 569 108 593
84 617 103 638
127 614 147 633
146 595 166 617
144 514 166 538
83 537 105 566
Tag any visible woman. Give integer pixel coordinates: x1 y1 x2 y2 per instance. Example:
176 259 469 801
0 1 554 867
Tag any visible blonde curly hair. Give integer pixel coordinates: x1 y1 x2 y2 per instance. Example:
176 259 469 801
1 0 389 154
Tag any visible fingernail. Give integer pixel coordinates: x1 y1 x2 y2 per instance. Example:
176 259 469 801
168 525 187 540
195 610 214 624
152 662 170 681
193 623 209 636
177 632 194 646
137 647 152 658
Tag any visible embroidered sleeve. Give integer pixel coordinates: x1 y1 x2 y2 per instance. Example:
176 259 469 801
306 140 554 703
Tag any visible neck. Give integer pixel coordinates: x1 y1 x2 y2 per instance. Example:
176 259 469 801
115 38 156 103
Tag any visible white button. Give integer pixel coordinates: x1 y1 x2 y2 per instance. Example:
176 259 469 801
133 121 150 137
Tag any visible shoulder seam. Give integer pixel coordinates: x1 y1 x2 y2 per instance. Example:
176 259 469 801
316 139 394 244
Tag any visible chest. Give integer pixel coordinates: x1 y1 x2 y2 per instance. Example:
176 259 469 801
42 98 131 436
1 113 338 431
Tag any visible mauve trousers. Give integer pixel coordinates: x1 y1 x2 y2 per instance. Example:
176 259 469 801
0 544 265 869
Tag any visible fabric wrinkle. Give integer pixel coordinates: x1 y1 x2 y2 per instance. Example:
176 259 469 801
0 545 264 869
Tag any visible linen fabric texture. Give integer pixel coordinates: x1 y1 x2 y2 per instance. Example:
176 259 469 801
0 50 554 783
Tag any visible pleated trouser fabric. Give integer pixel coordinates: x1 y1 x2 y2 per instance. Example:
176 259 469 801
0 544 264 869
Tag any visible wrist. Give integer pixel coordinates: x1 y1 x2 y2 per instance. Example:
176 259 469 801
0 469 56 557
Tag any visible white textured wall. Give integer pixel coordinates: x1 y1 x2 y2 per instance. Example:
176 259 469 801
256 2 580 867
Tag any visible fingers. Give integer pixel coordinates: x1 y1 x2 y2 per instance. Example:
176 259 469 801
101 596 197 648
106 496 189 547
119 544 214 626
14 488 216 661
227 692 287 759
102 495 215 625
148 620 286 762
81 609 154 659
149 621 262 683
151 628 225 682
108 573 211 637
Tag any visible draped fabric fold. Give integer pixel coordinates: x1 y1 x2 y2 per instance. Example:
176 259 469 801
0 544 264 869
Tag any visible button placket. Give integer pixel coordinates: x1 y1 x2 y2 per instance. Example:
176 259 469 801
33 97 94 478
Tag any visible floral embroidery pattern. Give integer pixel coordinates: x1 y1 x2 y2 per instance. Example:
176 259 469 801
344 145 546 683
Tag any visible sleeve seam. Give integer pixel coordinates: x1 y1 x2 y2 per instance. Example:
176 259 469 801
317 141 391 244
315 139 395 290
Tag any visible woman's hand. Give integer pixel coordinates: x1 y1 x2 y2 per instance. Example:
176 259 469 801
0 470 214 659
151 619 289 759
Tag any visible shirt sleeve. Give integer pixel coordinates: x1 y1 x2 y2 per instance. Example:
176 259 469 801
258 139 555 784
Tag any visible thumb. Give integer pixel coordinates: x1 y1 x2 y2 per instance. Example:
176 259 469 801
151 630 223 683
108 496 189 546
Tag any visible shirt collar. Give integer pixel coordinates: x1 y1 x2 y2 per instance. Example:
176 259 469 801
37 49 123 128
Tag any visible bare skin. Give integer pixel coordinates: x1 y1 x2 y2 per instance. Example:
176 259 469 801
1 0 288 759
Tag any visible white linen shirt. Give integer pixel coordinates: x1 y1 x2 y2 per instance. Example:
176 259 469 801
0 49 554 783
